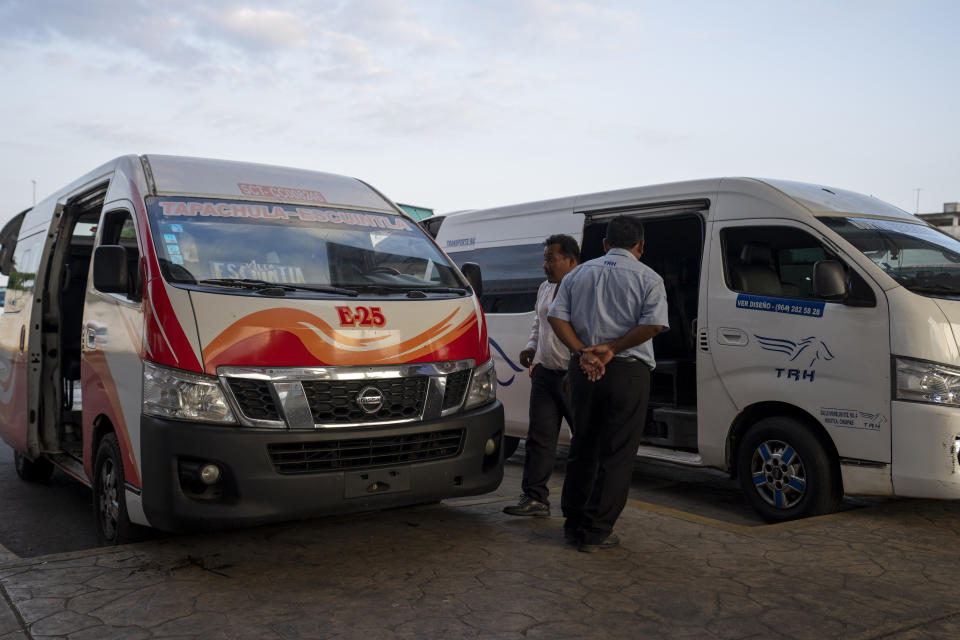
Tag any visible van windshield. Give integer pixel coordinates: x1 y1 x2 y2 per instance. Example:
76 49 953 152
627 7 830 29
144 197 464 293
821 216 960 297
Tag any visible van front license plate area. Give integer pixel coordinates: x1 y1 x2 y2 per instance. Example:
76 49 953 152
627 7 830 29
344 466 411 499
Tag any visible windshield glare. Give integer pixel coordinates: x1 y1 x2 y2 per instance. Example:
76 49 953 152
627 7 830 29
145 198 464 292
821 216 960 296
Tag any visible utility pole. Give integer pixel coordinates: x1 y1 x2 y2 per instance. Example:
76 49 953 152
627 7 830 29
31 180 36 206
914 187 924 214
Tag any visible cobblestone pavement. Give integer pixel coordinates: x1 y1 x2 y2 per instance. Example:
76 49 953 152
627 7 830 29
2 463 960 639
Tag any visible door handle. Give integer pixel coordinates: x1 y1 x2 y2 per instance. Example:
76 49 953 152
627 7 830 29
18 325 25 353
717 327 748 346
86 326 97 350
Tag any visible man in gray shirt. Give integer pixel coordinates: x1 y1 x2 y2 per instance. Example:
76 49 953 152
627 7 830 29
548 216 669 552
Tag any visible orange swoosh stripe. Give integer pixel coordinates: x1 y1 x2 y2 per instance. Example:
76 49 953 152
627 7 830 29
204 307 474 367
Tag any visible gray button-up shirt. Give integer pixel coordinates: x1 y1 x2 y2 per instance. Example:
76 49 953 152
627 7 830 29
548 248 669 369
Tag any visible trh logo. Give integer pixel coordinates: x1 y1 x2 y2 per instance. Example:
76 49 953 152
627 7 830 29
755 335 835 368
755 335 835 384
356 386 384 414
488 338 522 386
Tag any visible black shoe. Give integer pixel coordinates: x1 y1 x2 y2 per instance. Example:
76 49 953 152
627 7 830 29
503 495 550 517
578 533 620 553
563 528 582 545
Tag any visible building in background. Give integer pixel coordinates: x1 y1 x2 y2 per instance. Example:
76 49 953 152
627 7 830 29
918 202 960 239
397 203 433 221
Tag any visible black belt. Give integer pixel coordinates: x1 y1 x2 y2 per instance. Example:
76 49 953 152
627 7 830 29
613 355 652 370
538 365 567 375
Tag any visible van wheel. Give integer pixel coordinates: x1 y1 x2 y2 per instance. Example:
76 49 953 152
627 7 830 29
736 417 841 523
93 433 137 545
14 451 54 482
503 436 520 460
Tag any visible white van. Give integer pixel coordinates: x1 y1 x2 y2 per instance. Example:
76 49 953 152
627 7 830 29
434 178 960 521
0 155 503 543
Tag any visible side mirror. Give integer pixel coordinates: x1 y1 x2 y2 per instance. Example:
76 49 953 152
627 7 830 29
93 245 129 294
813 260 847 300
460 262 483 297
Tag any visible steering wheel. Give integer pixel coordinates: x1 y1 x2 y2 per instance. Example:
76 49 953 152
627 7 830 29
369 266 401 275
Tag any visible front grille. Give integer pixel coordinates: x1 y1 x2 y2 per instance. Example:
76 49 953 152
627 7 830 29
442 369 471 410
228 379 280 421
268 429 465 474
301 377 428 424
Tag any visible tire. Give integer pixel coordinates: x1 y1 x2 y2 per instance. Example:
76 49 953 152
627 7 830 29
736 416 842 523
503 436 521 460
14 450 54 482
93 433 138 545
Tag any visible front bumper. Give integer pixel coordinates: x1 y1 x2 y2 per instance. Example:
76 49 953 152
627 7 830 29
139 401 504 532
892 400 960 498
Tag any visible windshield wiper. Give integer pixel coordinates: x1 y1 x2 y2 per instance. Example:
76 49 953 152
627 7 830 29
196 279 360 297
283 284 360 297
351 284 468 295
196 278 290 290
907 284 960 296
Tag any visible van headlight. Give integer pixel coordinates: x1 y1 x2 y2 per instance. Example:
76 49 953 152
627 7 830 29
895 357 960 406
143 361 236 423
464 358 497 409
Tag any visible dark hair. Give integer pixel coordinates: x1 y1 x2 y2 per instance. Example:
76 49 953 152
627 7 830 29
544 234 580 263
605 215 644 249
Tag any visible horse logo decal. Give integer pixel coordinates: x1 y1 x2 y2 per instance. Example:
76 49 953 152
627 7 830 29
488 338 522 386
755 335 835 368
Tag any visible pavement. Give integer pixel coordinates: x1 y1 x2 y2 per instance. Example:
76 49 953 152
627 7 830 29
2 460 960 639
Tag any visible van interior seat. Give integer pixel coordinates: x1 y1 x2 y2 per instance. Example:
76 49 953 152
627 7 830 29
731 242 782 296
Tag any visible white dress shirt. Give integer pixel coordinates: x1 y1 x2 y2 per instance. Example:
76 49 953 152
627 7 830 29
525 279 572 371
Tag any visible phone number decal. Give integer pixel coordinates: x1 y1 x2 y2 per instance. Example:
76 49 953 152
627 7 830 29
735 294 825 318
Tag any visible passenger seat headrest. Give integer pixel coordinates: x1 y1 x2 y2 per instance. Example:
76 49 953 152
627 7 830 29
740 242 773 265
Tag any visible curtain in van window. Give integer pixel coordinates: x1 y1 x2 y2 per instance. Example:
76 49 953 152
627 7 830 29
450 244 544 313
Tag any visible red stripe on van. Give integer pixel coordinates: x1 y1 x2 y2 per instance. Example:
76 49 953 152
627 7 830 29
130 181 203 372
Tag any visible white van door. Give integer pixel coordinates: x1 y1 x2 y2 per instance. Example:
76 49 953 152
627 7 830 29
704 219 890 514
0 225 45 455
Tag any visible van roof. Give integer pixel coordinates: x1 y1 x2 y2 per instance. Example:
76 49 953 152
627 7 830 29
442 177 914 223
143 155 397 213
758 178 911 219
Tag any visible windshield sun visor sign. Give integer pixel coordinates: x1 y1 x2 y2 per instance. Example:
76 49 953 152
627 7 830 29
157 200 412 231
735 294 825 318
238 183 327 203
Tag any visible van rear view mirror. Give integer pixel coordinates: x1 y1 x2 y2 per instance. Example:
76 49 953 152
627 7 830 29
812 260 847 300
461 262 483 297
93 245 129 294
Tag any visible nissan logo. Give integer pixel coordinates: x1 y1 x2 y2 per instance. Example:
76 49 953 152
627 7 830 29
356 386 384 414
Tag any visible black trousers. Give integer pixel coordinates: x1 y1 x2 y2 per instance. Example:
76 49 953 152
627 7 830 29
561 357 650 544
520 364 573 505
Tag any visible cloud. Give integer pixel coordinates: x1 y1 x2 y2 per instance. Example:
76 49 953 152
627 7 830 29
0 1 321 67
209 6 312 51
314 31 390 81
350 93 494 137
335 0 460 52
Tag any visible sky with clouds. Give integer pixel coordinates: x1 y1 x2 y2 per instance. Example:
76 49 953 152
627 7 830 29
0 0 957 222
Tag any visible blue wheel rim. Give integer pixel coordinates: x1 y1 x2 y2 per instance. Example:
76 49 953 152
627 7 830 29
750 439 806 509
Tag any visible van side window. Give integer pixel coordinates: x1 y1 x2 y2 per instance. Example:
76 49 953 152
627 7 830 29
100 210 141 302
449 244 544 313
723 226 835 300
6 233 44 312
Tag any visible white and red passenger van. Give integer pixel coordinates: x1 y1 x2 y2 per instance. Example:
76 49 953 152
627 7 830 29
0 155 503 543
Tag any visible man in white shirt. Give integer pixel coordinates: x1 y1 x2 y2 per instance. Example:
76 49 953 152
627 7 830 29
504 234 580 517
